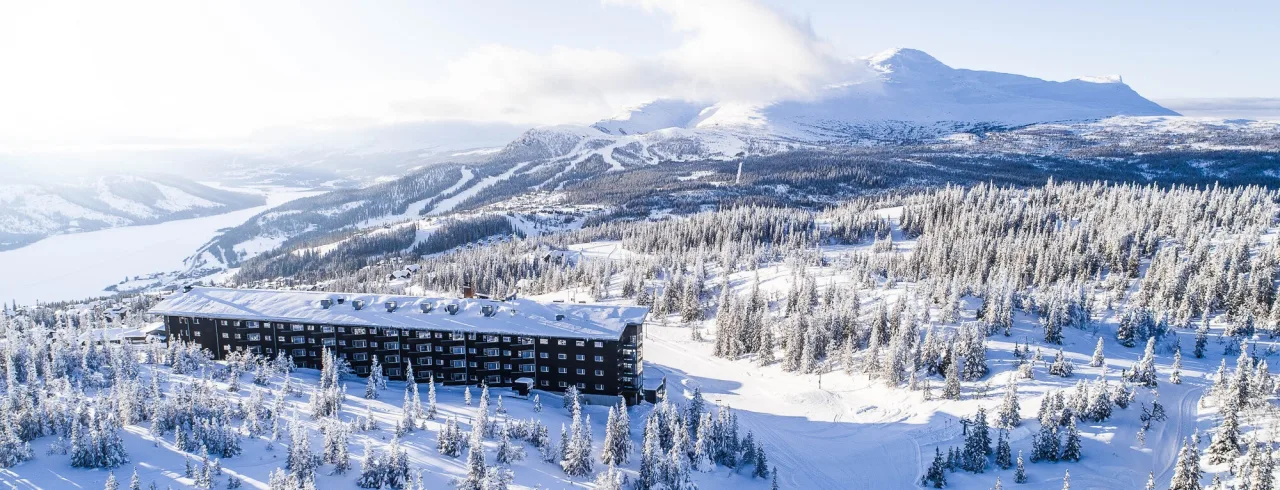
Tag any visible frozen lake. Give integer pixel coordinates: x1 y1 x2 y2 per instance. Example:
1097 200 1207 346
0 187 321 305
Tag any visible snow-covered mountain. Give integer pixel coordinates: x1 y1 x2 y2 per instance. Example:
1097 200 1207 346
0 175 263 250
594 48 1177 142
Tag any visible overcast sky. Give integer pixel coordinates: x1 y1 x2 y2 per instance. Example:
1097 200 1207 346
2 0 1277 151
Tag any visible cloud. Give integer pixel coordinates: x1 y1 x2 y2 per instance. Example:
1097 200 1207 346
396 0 866 125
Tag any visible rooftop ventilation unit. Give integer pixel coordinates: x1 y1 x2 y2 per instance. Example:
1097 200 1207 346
445 304 459 315
336 297 346 305
352 300 365 311
182 285 193 293
320 299 333 309
555 314 565 321
420 303 435 314
481 305 495 317
385 301 398 313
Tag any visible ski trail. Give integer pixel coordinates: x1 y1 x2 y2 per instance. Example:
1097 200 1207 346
428 161 529 215
1154 386 1203 485
646 334 921 489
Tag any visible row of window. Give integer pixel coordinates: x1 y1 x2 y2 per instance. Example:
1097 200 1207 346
182 318 609 348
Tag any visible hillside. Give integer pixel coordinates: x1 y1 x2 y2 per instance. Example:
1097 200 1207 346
0 174 264 250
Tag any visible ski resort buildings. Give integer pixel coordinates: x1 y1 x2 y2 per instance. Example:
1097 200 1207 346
148 287 649 403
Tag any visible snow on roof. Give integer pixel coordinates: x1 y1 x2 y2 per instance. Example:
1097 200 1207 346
148 287 648 340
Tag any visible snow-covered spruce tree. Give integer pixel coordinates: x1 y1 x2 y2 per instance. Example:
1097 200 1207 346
996 377 1021 428
561 396 593 477
322 418 351 474
1090 337 1105 367
496 423 524 465
357 441 386 489
1127 337 1158 388
284 415 318 481
1048 349 1074 378
1014 450 1027 484
425 374 438 420
600 403 630 466
104 472 119 490
1206 397 1242 464
995 429 1012 469
365 356 382 400
1168 437 1202 490
1171 349 1183 385
1194 319 1210 359
1060 416 1082 462
923 447 947 488
594 463 624 490
942 352 962 400
456 419 488 490
961 408 992 473
638 415 662 490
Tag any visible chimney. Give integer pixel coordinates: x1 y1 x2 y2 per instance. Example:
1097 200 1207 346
461 285 474 299
385 301 398 313
445 304 459 315
320 299 333 309
420 303 434 314
352 300 365 311
481 305 495 317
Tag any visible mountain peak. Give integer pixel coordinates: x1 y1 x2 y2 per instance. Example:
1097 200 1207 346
865 48 953 80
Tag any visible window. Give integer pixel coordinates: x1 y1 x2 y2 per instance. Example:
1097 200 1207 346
221 333 229 338
193 331 201 337
351 340 367 348
418 370 432 379
558 381 567 388
483 335 498 343
539 352 548 359
322 326 334 333
520 351 535 359
194 318 201 324
247 333 261 341
503 350 511 356
451 332 465 340
451 346 465 355
417 344 430 352
575 340 585 347
384 341 400 350
594 370 604 376
322 338 335 346
595 384 605 390
291 324 304 331
418 357 432 365
292 349 306 357
483 348 499 356
435 333 443 339
384 329 400 336
576 368 586 375
503 364 511 370
540 366 549 373
307 325 315 331
356 366 369 374
246 321 259 328
557 340 566 346
384 355 400 364
557 354 567 360
576 355 585 361
435 346 444 352
522 365 536 373
484 362 499 370
265 335 273 341
468 348 476 354
292 336 305 344
452 373 466 382
387 368 401 377
541 380 549 386
486 375 501 384
339 340 347 346
621 376 634 383
338 327 346 333
451 360 465 368
576 383 585 389
352 327 367 335
594 341 604 348
469 362 477 368
502 336 511 342
221 320 229 326
539 339 549 345
594 356 604 362
417 332 429 339
353 353 368 361
467 333 476 340
558 368 567 374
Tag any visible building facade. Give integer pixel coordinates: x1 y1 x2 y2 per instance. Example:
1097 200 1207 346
150 287 647 404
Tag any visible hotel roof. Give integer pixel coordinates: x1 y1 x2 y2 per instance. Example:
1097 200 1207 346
148 287 648 340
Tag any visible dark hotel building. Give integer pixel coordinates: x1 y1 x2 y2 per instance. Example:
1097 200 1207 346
148 287 649 404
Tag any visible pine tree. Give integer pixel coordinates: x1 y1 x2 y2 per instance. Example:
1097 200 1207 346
1206 402 1241 464
426 374 438 420
1194 319 1210 359
1014 450 1027 484
104 472 119 490
1062 470 1070 490
1144 471 1155 490
601 403 631 466
943 352 962 400
532 394 542 413
924 447 947 488
129 468 142 490
996 378 1021 428
1090 337 1105 367
1171 349 1183 385
1169 437 1202 490
995 430 1012 469
1060 416 1082 462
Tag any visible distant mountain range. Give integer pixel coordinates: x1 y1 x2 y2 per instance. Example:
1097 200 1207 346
0 175 264 250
